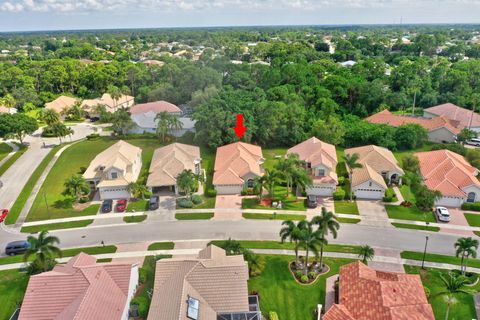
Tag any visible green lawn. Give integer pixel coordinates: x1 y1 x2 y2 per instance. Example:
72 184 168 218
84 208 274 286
405 265 479 320
334 200 359 214
385 204 436 222
399 184 416 204
21 218 95 233
242 213 306 221
335 148 347 178
249 255 354 320
175 212 214 220
127 199 149 212
6 145 64 225
123 215 147 223
392 143 435 163
262 148 287 170
0 142 13 162
0 144 27 177
337 217 361 224
0 269 29 320
242 186 307 211
391 222 440 232
401 251 480 269
464 212 480 227
192 195 216 209
147 242 175 250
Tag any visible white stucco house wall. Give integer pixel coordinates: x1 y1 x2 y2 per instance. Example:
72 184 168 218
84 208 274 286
351 164 388 200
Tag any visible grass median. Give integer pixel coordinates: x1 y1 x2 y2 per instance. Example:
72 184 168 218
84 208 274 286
0 144 27 177
123 215 147 223
175 212 214 220
20 219 95 233
401 251 480 269
147 242 175 250
242 213 306 221
391 222 440 232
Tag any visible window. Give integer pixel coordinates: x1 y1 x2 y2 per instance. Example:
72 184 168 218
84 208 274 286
187 297 199 320
111 172 118 179
318 169 325 176
467 192 476 203
307 162 311 169
247 179 254 188
369 182 372 187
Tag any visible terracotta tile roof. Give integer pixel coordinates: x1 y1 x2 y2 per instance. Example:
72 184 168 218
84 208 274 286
147 245 250 320
45 95 79 113
213 142 264 185
366 109 461 135
324 261 434 320
351 163 387 189
129 101 181 114
416 149 480 197
146 143 200 187
424 103 480 128
81 93 134 113
18 253 136 320
345 145 404 175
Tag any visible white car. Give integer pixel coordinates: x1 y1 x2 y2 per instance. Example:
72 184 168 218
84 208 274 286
435 207 451 222
466 138 480 147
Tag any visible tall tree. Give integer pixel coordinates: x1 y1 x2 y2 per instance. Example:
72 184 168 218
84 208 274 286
24 230 62 273
0 93 16 109
279 220 307 267
41 108 60 126
0 113 38 144
299 222 323 275
63 175 90 202
454 237 479 275
128 182 151 200
111 109 134 135
311 208 340 270
343 153 363 201
259 168 283 199
108 85 122 111
358 245 375 264
275 153 303 197
176 169 197 199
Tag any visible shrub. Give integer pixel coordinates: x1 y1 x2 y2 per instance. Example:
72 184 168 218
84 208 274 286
177 198 193 208
400 201 413 207
383 188 397 202
461 202 480 212
86 133 100 140
333 189 345 200
41 126 56 137
191 194 202 205
205 188 217 198
295 270 303 279
131 296 149 318
300 275 309 283
308 271 316 279
269 311 279 320
139 268 147 284
424 287 430 299
338 176 345 185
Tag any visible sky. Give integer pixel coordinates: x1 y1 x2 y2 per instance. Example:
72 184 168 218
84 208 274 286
0 0 479 32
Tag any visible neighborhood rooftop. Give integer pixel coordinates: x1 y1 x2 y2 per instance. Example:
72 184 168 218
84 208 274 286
129 100 182 114
424 103 480 129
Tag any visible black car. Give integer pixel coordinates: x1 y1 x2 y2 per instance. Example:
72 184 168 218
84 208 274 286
101 199 113 213
5 240 30 256
149 195 160 210
307 195 317 209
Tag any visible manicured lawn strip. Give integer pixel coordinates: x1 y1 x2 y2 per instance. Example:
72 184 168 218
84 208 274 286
242 213 306 221
0 142 13 162
334 200 359 214
21 219 94 233
464 212 480 227
248 255 354 319
193 196 216 209
391 222 440 232
123 215 147 223
385 205 436 222
405 265 479 320
209 240 362 254
147 242 175 251
401 251 480 269
337 217 361 224
175 212 214 220
127 199 149 212
0 269 29 320
96 258 112 262
5 144 64 225
399 185 416 204
0 144 27 177
262 148 287 170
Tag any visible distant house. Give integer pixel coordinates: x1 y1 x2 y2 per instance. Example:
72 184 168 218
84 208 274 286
0 105 17 114
424 102 480 133
287 137 338 196
366 109 461 143
416 149 480 207
213 142 264 195
147 245 261 320
323 261 434 320
45 95 79 114
83 140 142 200
18 253 139 320
81 93 135 116
141 59 165 67
146 143 201 194
339 60 357 67
345 145 404 199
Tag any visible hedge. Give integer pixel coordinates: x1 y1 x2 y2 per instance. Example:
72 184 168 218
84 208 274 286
461 202 480 211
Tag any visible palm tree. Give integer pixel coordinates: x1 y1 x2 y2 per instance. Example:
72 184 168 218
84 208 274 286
358 245 375 264
111 109 134 135
50 122 74 143
311 208 340 270
128 182 150 200
63 175 90 202
254 176 266 200
168 115 183 138
41 108 60 126
223 238 242 255
299 222 323 275
1 93 16 109
108 85 122 111
291 167 313 199
276 153 303 197
24 230 62 272
176 169 197 199
261 169 283 199
438 272 474 320
454 237 479 275
279 220 307 267
155 111 172 142
343 153 363 201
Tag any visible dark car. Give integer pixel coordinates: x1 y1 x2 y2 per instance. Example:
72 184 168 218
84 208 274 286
5 240 30 256
0 209 8 223
116 199 127 212
307 195 317 209
101 199 113 213
149 195 160 210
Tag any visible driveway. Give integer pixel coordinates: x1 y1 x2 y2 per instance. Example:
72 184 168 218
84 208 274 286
307 196 334 218
214 195 243 220
439 208 474 236
357 200 391 227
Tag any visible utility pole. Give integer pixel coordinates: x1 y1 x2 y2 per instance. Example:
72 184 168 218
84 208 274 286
421 233 429 269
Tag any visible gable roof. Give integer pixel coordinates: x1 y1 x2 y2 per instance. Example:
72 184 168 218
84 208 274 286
45 95 78 113
130 101 181 114
81 93 134 113
324 261 434 320
146 143 200 187
18 253 135 320
351 163 387 189
345 145 404 175
424 103 480 128
366 109 461 135
213 142 264 185
416 149 480 197
147 245 250 320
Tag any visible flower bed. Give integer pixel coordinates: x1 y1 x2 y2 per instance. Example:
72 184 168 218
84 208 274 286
288 259 330 285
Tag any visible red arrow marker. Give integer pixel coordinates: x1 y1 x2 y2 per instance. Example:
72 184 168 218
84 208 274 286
233 114 247 139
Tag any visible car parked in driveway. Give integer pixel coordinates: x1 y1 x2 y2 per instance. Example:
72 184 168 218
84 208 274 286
435 206 451 222
116 199 127 212
307 195 317 209
5 240 30 256
149 195 159 210
466 138 480 147
101 199 113 213
0 209 8 223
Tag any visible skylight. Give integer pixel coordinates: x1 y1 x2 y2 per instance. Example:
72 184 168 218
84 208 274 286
187 297 200 320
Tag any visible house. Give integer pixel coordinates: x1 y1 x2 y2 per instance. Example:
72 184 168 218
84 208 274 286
213 142 264 195
345 145 404 199
416 149 480 207
141 59 165 67
366 109 461 143
45 95 78 114
146 143 201 194
147 245 261 320
0 105 17 114
323 261 434 320
81 93 135 116
128 100 195 137
339 60 357 67
83 140 142 200
18 253 139 320
287 137 338 196
424 103 480 133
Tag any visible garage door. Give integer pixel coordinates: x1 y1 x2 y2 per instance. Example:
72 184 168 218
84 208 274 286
435 197 463 208
215 185 242 195
307 185 335 196
354 188 384 200
99 187 130 200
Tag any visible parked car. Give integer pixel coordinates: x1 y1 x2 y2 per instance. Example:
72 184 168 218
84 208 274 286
101 199 113 213
307 195 317 209
0 209 8 223
5 240 30 256
466 138 480 147
149 195 160 210
116 199 127 212
435 206 451 222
